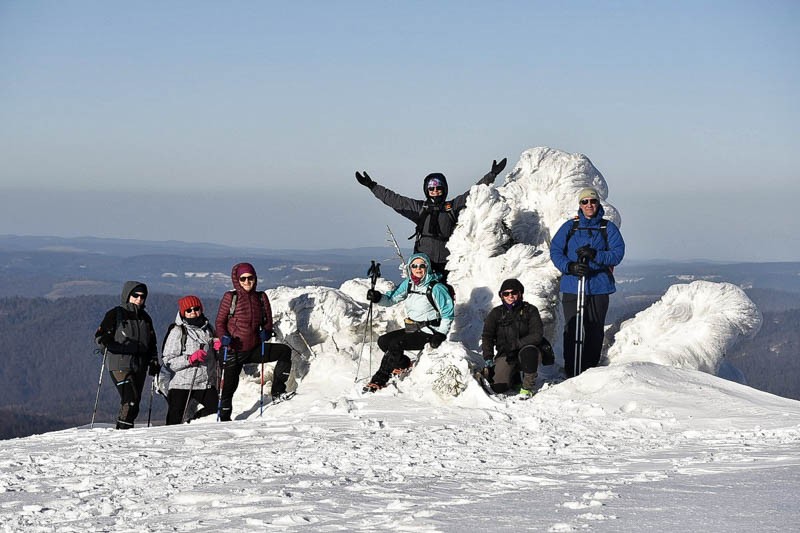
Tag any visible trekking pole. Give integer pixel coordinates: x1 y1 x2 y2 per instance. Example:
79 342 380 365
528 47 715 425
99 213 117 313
216 345 229 421
146 374 156 427
354 261 381 382
259 339 266 416
386 225 408 278
182 342 205 423
182 367 199 424
574 257 587 377
90 348 108 429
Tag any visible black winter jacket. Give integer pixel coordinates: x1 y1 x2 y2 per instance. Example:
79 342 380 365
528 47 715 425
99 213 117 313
481 301 543 361
95 281 158 363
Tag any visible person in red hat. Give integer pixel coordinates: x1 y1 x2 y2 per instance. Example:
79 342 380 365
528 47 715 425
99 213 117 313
214 263 293 421
161 295 217 425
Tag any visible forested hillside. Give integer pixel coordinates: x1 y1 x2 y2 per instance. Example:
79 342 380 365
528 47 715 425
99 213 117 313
0 294 220 439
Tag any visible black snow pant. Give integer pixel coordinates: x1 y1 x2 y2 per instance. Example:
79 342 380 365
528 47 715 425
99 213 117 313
562 293 609 378
370 329 432 386
166 387 219 425
109 361 148 430
218 343 292 422
490 345 541 394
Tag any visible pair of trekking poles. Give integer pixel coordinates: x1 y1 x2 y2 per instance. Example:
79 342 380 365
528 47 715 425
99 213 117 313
89 349 164 429
573 257 588 378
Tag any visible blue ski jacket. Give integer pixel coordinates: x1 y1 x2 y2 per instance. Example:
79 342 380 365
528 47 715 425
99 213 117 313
550 205 625 295
377 252 455 335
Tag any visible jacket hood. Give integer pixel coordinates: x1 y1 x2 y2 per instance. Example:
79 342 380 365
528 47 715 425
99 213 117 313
422 172 449 200
230 262 258 292
407 252 438 285
120 281 148 307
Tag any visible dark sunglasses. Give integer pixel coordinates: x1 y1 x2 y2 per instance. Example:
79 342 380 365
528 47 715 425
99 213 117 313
580 198 598 205
427 186 444 192
239 275 255 282
130 292 146 299
184 306 202 313
410 263 427 269
501 290 520 297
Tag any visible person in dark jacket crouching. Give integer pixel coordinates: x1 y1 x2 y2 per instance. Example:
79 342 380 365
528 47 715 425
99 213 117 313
214 263 293 421
162 295 218 425
95 281 159 429
481 279 553 397
355 157 506 280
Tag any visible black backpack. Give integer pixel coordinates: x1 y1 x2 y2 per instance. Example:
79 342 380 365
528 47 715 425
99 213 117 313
161 323 188 354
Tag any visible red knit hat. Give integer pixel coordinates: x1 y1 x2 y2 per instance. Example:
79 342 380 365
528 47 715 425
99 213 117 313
178 295 203 316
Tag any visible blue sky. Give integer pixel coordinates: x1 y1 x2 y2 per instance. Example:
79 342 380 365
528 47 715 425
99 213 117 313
1 1 798 261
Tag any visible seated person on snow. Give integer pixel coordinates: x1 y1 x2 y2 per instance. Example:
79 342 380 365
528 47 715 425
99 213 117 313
480 279 553 397
363 252 455 392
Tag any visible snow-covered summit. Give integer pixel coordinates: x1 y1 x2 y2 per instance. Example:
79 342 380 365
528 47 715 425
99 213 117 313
2 147 797 532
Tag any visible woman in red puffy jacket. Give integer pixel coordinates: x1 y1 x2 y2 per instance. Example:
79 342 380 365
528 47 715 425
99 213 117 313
214 262 292 421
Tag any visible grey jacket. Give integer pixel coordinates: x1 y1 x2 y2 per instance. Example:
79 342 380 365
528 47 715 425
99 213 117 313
161 312 217 390
369 171 495 266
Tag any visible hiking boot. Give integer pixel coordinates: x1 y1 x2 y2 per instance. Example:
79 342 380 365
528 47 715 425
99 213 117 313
518 388 534 398
362 382 385 393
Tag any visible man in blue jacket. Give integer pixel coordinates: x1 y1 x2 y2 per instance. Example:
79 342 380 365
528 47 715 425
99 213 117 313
550 188 625 378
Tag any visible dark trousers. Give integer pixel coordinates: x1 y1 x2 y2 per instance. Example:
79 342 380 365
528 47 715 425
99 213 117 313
166 387 219 425
218 343 292 421
370 329 432 386
562 293 609 378
110 365 147 429
490 345 540 394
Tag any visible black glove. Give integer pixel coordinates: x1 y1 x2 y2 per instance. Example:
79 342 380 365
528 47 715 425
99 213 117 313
429 332 447 349
355 171 376 189
490 158 507 176
576 245 597 262
568 262 590 277
148 360 161 376
366 289 382 303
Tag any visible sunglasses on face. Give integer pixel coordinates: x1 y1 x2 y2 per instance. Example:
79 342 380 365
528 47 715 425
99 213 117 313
410 263 427 270
184 306 202 314
427 186 443 192
580 199 598 205
239 275 255 282
501 290 520 297
130 293 146 299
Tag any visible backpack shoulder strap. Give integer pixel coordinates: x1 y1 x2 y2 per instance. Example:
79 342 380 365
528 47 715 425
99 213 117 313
426 281 442 320
564 216 609 250
227 290 237 319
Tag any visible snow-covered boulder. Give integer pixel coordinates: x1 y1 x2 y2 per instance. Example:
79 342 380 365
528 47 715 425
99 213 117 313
606 280 762 374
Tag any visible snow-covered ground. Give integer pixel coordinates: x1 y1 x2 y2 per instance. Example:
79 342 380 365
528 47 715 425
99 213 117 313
2 148 798 532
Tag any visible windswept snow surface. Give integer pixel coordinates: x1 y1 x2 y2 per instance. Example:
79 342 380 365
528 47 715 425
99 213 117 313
2 148 798 532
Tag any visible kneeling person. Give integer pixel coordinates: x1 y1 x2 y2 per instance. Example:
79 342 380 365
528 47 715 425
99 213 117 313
481 279 547 396
364 253 454 392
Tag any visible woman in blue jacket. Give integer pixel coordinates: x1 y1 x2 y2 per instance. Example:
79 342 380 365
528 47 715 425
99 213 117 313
363 253 455 392
550 188 625 378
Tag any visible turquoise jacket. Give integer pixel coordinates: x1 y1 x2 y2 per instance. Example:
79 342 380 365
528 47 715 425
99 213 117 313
378 252 454 335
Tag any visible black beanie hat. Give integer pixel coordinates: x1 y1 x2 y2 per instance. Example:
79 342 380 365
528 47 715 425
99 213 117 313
499 278 524 295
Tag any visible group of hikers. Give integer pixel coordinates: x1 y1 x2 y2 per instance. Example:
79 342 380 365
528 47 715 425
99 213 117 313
94 158 625 429
94 262 293 429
